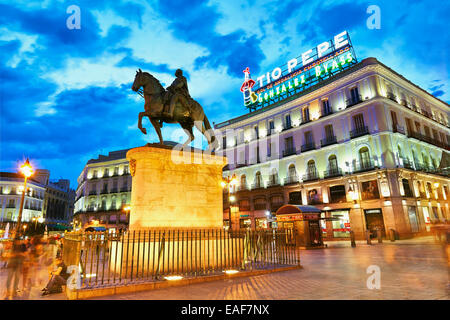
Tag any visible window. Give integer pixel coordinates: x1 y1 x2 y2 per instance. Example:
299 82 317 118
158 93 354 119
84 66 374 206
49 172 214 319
328 155 338 172
324 124 334 140
302 106 310 122
240 174 247 186
268 121 274 134
350 86 360 102
93 170 98 178
239 199 250 211
288 164 297 178
402 179 413 197
255 172 262 188
414 121 421 133
322 99 331 115
329 185 346 203
288 192 302 205
254 125 259 139
391 111 398 128
285 114 291 129
359 147 371 167
254 198 267 210
307 160 317 176
123 165 129 174
424 126 431 138
304 131 313 145
353 114 365 130
285 136 294 150
222 136 227 149
104 168 109 177
114 166 119 175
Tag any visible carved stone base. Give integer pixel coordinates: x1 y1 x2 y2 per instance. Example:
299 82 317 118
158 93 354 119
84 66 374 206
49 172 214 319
126 144 227 230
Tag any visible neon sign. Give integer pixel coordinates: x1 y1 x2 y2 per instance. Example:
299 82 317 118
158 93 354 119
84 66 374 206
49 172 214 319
241 31 357 111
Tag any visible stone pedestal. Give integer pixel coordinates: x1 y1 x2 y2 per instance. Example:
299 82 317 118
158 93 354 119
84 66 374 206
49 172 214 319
126 144 227 230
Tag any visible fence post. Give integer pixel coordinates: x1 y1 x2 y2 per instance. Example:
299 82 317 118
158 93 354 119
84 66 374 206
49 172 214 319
377 229 383 243
350 230 356 247
366 230 372 245
390 229 396 242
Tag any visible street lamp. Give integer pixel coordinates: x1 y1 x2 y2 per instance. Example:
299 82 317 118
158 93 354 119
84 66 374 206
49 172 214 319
221 174 237 231
15 158 33 237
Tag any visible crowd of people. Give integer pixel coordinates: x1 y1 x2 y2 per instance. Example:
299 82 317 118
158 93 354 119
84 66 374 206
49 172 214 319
0 235 68 300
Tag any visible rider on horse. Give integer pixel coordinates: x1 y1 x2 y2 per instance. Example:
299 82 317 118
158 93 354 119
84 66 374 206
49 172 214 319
162 69 192 118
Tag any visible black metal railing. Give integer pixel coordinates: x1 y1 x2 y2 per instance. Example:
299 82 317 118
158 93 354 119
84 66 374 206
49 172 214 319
100 189 109 195
237 184 249 192
352 160 376 173
300 142 315 152
321 136 337 147
89 191 97 196
302 171 320 182
267 176 280 187
346 94 363 107
407 131 450 150
284 175 299 185
393 124 405 134
323 168 343 178
109 188 118 194
120 187 131 192
62 229 300 289
282 147 297 157
350 126 369 139
251 182 264 190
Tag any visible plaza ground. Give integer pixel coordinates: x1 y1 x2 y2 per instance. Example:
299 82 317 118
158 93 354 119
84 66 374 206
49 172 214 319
1 236 448 300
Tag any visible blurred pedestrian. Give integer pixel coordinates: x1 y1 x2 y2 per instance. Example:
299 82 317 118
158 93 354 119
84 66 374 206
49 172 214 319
3 238 26 300
41 257 69 296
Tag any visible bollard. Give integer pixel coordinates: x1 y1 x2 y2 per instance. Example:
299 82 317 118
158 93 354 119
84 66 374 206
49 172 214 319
377 229 383 243
390 229 396 242
366 230 372 245
350 230 356 247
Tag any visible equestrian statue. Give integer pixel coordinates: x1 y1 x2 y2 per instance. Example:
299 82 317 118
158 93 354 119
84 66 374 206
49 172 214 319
131 68 217 150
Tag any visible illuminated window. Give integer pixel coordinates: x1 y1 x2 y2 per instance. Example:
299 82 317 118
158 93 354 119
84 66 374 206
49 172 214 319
322 99 331 115
359 147 371 167
302 107 310 123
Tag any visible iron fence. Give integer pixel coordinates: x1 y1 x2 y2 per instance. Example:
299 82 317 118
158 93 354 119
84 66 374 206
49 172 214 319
63 228 300 289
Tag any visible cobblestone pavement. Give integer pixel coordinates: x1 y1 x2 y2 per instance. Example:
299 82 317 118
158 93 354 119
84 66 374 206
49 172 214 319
92 236 449 300
1 237 448 300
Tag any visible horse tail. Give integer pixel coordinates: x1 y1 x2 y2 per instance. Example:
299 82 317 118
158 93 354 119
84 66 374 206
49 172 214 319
202 114 217 147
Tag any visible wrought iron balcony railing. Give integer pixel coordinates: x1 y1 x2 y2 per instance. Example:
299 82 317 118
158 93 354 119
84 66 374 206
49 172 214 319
352 160 376 173
284 175 299 185
302 171 320 182
346 94 363 107
321 136 337 147
300 142 315 153
350 126 369 139
282 147 297 157
323 168 343 179
267 176 280 187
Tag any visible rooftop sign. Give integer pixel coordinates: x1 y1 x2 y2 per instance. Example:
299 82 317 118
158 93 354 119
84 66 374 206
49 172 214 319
241 31 357 111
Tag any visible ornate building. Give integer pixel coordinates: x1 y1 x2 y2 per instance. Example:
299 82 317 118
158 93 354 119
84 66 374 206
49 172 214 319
73 149 132 231
0 172 46 227
214 57 450 240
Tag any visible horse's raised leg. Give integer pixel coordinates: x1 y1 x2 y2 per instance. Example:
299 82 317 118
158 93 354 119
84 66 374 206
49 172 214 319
181 124 194 147
138 112 147 135
149 117 164 144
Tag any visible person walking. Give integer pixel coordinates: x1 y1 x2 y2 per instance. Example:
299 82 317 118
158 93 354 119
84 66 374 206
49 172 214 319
3 238 26 300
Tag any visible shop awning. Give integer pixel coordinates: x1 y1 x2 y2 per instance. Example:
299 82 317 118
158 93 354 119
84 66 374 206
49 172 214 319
276 205 321 215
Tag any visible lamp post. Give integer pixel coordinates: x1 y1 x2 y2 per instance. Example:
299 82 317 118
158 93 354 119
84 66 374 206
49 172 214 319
15 158 33 237
221 174 237 231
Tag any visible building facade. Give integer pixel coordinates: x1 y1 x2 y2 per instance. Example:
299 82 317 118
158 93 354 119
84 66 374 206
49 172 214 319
73 149 132 231
214 57 450 240
0 172 46 227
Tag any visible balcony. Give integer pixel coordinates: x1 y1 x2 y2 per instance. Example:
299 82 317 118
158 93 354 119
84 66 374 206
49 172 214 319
120 187 131 192
323 168 343 179
237 184 249 192
284 175 299 185
301 142 316 153
352 160 376 173
100 189 109 195
282 124 292 131
251 182 264 190
346 94 363 107
109 188 118 194
350 126 369 139
282 147 297 157
321 136 337 147
407 131 450 150
320 110 333 118
88 191 97 196
6 204 16 208
267 176 280 188
400 99 408 107
236 162 248 169
302 171 320 182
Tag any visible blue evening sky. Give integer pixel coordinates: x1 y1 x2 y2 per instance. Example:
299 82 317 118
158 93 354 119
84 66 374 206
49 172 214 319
0 0 448 188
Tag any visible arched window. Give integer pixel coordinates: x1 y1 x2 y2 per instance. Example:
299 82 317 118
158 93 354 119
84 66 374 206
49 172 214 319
328 155 338 173
269 168 278 185
255 172 262 188
288 164 297 178
306 160 317 180
240 175 247 190
359 147 370 168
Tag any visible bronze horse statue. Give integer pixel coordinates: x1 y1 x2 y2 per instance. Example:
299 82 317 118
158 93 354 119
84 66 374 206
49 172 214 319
131 69 217 150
